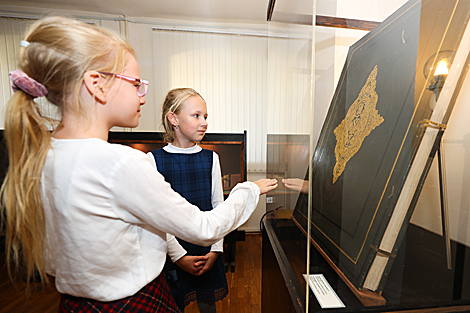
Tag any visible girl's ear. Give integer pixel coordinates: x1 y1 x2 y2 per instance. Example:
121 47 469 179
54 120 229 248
83 71 107 103
167 112 179 127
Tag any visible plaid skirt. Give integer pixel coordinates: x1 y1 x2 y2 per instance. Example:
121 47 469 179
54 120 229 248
58 274 181 313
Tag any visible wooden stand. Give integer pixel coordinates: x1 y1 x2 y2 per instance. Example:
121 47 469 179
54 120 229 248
292 218 386 307
435 129 452 270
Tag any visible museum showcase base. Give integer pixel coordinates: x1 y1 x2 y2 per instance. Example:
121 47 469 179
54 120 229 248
261 214 470 313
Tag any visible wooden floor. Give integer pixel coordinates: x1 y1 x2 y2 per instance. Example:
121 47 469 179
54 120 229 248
0 233 262 313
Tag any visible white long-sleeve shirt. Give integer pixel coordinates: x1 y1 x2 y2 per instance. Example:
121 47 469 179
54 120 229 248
156 144 224 263
41 138 259 301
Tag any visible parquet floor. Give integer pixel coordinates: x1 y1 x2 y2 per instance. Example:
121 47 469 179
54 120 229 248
0 233 262 313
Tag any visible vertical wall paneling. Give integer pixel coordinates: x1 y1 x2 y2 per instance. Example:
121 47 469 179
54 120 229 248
0 18 45 128
0 18 21 128
127 22 157 132
152 28 311 171
0 19 9 127
152 29 270 171
0 17 117 130
266 32 312 136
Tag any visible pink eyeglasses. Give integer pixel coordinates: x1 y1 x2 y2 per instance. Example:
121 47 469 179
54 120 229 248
98 72 149 97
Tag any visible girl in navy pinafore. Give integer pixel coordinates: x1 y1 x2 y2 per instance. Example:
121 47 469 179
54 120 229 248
151 87 228 313
151 148 228 311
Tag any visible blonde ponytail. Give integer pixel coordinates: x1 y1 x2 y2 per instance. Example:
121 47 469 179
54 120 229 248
1 91 52 285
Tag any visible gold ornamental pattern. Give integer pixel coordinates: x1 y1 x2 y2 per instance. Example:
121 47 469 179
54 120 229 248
333 65 383 184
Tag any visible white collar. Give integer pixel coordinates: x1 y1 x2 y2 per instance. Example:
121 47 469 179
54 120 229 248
163 143 202 154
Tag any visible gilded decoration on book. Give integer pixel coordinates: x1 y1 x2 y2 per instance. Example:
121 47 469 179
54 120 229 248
333 65 383 183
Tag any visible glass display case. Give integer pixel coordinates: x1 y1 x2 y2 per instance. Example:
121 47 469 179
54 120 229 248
262 0 470 312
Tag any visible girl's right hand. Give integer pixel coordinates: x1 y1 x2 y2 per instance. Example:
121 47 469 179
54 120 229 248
254 179 278 195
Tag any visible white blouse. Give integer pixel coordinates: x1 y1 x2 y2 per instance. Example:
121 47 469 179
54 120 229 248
42 138 259 301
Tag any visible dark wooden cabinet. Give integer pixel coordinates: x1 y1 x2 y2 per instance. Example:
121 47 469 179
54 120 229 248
108 131 247 196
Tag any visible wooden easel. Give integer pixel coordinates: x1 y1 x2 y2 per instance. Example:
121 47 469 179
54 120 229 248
363 12 470 291
429 125 452 270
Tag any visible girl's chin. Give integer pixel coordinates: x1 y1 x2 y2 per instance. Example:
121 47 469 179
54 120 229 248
118 121 139 129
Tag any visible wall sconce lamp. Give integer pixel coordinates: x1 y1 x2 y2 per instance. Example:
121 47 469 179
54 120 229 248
423 50 454 102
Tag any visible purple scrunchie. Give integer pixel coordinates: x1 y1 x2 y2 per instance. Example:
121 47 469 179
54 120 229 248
9 70 48 98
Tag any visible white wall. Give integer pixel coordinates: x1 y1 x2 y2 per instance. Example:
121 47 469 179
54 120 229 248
150 28 271 171
0 18 31 127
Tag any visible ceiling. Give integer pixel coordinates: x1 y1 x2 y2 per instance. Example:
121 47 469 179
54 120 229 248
0 0 313 25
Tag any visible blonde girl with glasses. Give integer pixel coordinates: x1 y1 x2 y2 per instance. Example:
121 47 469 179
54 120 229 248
1 16 277 313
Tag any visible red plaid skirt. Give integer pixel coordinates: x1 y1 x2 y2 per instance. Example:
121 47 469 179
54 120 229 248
58 274 181 313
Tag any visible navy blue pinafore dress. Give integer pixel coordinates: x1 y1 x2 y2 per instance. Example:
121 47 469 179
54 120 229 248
151 148 228 310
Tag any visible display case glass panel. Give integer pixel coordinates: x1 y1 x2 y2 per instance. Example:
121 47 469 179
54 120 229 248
264 0 470 312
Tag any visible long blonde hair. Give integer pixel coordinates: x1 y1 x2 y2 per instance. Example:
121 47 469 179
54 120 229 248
161 88 205 142
0 16 134 287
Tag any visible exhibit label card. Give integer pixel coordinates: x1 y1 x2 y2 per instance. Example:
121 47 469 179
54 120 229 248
303 274 345 309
